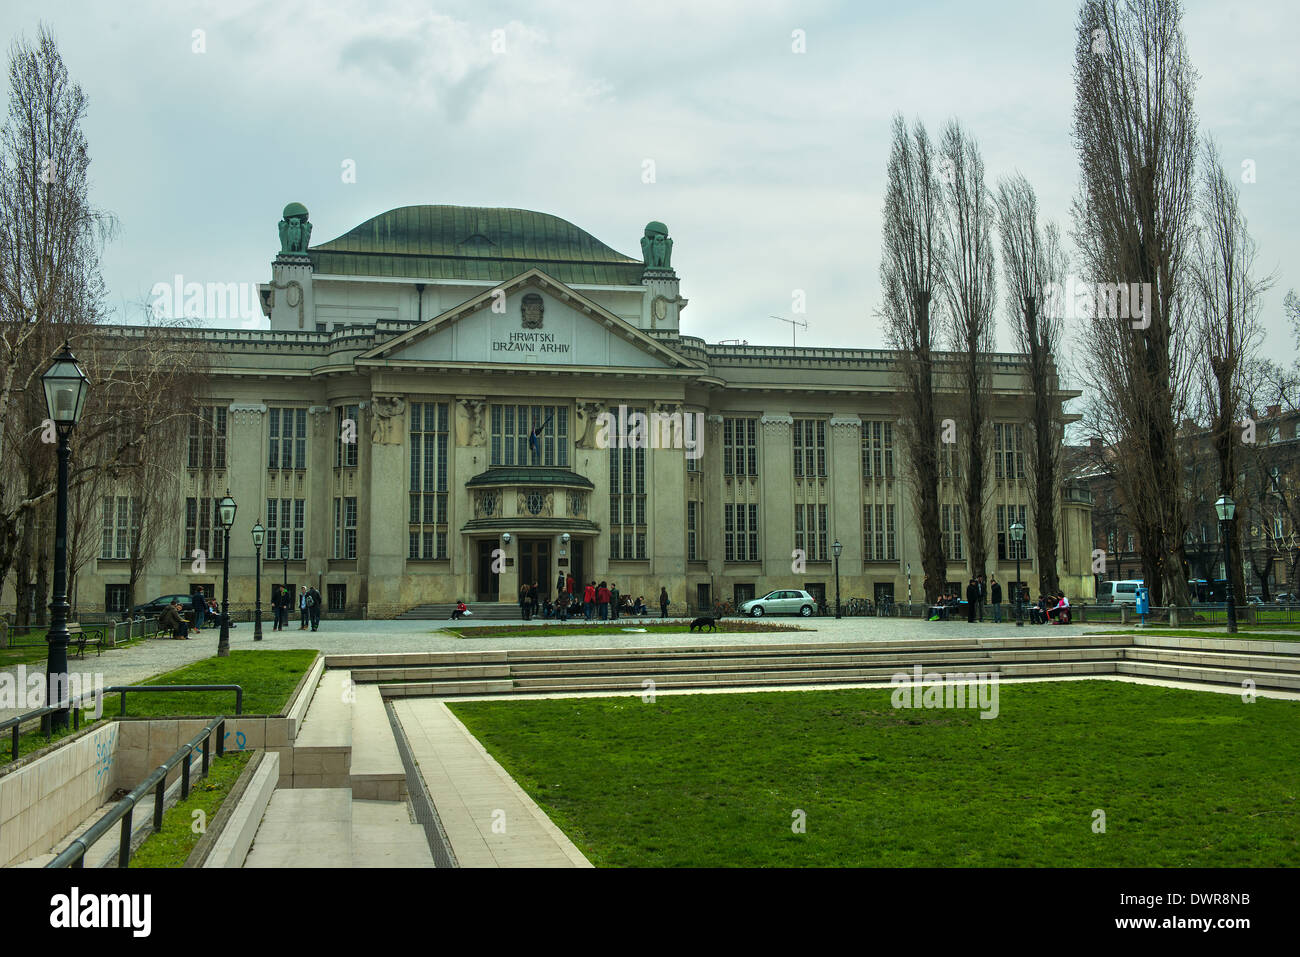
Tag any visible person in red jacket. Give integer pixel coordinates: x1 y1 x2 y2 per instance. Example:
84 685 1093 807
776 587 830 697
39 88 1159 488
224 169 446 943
596 581 611 620
583 581 596 620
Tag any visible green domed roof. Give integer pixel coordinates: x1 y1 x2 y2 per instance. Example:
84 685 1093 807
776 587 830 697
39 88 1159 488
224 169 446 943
309 205 644 285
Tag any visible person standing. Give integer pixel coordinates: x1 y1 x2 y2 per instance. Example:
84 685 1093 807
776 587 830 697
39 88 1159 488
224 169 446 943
990 576 1003 623
191 589 206 631
556 573 565 599
299 586 310 630
583 581 596 620
566 573 575 598
530 582 540 620
966 579 978 623
307 585 321 631
610 583 620 620
596 581 611 620
977 575 987 622
519 583 531 621
659 587 670 619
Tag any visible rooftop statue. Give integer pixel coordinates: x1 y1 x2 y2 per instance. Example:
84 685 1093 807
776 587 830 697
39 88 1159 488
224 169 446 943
641 221 673 270
278 202 313 256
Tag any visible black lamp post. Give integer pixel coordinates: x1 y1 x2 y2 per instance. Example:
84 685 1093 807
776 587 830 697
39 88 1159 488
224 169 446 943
252 521 265 642
832 539 843 619
217 491 237 657
40 344 90 731
1215 495 1238 634
1010 521 1025 628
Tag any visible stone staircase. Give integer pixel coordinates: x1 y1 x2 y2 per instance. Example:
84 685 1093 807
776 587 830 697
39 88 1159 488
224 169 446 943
396 602 520 621
330 634 1300 698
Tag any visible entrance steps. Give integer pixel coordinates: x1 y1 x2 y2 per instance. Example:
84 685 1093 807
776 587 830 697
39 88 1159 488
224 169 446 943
397 603 518 621
329 634 1300 698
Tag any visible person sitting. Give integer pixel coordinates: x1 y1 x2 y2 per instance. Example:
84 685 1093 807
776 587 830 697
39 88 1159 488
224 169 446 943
1029 597 1048 625
542 598 554 619
1049 591 1071 624
633 596 647 615
159 601 189 639
450 601 468 621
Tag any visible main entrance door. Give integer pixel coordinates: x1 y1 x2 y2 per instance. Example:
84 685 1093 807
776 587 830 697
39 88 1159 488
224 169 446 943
518 539 551 598
476 541 499 603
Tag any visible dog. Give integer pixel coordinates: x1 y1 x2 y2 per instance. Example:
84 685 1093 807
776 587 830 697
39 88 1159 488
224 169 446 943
689 615 721 633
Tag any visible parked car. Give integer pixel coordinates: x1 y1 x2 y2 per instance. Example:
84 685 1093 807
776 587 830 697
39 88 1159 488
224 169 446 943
1095 580 1144 605
1275 593 1297 604
130 593 196 618
1245 595 1265 606
741 589 817 617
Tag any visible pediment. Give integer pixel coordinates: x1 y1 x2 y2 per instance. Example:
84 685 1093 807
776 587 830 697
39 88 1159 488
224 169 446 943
357 269 698 370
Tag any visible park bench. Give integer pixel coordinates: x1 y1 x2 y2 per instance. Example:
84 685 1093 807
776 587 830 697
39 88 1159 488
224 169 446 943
69 623 109 659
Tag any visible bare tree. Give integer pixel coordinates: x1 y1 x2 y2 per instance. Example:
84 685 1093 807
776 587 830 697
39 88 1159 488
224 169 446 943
879 114 948 603
1071 0 1199 605
996 173 1069 595
938 119 996 583
1189 137 1271 605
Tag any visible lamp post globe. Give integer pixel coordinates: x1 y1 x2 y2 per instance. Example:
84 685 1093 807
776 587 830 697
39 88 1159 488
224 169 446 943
1215 495 1238 634
252 521 265 642
832 539 843 619
40 344 90 731
1010 522 1025 628
217 492 237 657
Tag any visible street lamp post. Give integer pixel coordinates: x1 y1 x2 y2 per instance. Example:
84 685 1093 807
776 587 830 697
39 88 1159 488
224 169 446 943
1010 522 1025 628
252 521 265 642
1215 495 1238 634
217 492 237 657
832 540 843 619
40 345 90 732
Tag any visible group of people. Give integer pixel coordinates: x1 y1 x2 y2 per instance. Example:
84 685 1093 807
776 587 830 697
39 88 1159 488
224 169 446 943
271 584 321 631
508 576 670 621
926 576 1069 624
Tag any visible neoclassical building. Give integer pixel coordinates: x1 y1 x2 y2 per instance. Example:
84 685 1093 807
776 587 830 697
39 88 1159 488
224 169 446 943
81 203 1094 618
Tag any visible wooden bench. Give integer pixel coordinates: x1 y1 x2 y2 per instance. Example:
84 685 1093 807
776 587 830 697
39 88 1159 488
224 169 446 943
68 623 108 659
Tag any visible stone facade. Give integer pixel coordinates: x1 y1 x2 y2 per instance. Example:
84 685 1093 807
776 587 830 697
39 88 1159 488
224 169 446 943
53 204 1094 618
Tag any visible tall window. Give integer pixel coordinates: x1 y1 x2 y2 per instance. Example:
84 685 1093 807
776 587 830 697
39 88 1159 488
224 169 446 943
609 405 647 560
188 406 227 470
490 403 569 467
994 424 1026 480
724 504 759 562
687 501 699 562
794 504 828 561
335 404 359 468
334 496 357 560
723 417 758 476
268 407 307 470
267 498 305 561
410 402 450 559
101 496 139 559
185 497 225 560
862 420 894 479
997 504 1028 560
942 504 964 561
793 419 826 477
863 503 897 561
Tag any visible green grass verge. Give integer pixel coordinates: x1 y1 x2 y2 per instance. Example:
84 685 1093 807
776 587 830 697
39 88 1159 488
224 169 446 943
449 682 1300 867
128 749 253 868
99 650 318 717
442 621 809 639
1 650 315 768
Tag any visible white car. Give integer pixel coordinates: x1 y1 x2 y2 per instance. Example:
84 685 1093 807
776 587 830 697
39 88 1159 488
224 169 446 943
741 589 818 618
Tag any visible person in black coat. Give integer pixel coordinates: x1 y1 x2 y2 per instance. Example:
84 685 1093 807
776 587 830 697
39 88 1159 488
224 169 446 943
990 577 1003 623
307 586 322 631
966 579 979 622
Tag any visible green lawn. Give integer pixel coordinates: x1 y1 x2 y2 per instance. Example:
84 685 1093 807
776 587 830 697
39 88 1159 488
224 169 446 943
443 621 808 639
129 749 253 868
449 682 1300 867
99 650 318 717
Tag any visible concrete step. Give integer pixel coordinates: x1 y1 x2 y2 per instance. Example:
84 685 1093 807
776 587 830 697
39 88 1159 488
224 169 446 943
349 683 406 801
350 799 434 868
245 788 353 867
397 603 521 620
1117 659 1300 691
292 670 353 788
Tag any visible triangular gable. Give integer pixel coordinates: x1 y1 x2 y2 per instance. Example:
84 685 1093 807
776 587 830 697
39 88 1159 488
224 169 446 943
357 269 701 370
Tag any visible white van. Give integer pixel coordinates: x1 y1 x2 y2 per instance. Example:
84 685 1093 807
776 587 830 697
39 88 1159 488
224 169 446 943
1097 580 1143 605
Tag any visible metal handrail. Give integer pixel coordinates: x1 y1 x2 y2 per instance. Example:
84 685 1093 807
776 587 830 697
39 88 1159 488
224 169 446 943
46 715 227 868
3 684 243 761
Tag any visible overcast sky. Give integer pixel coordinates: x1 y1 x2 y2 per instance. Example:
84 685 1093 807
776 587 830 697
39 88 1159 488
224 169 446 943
3 0 1297 362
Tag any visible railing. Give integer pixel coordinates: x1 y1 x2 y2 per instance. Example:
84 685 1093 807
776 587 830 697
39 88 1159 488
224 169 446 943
3 684 242 761
46 715 227 868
